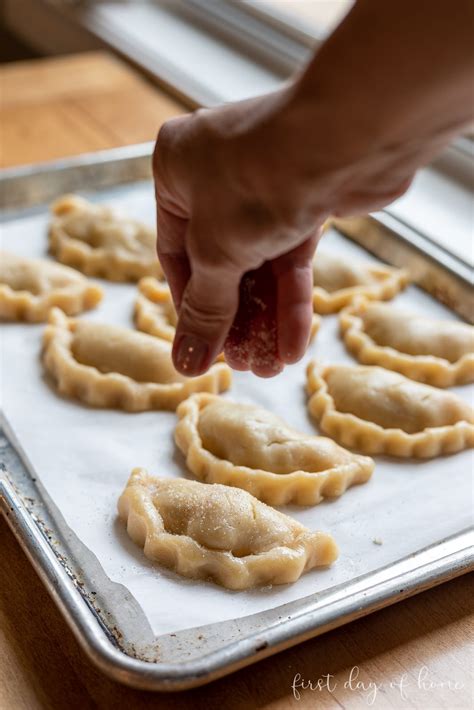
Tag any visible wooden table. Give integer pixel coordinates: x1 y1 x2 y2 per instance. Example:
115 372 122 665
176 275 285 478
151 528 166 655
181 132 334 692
1 51 473 709
0 51 183 168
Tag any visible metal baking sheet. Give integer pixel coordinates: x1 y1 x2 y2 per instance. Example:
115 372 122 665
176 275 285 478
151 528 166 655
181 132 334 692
1 145 473 691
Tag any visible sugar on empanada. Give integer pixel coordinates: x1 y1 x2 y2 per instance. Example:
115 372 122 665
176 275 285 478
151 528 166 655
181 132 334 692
118 468 338 590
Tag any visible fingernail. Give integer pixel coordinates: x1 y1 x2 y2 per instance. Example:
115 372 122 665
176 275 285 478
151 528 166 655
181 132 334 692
174 334 209 375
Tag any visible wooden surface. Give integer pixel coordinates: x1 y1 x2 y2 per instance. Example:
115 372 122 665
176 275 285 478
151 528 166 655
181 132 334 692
1 51 473 709
0 52 184 167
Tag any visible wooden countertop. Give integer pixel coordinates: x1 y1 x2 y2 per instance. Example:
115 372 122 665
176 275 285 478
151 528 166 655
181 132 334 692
0 51 183 168
0 51 473 709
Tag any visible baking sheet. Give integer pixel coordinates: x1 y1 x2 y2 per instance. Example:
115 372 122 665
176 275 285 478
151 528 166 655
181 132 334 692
1 181 473 639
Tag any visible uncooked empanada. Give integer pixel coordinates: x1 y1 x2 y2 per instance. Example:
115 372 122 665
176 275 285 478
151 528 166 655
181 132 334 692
42 308 232 411
339 299 474 387
134 277 177 341
307 361 474 457
49 195 162 282
0 251 102 322
312 250 409 314
174 394 374 505
118 468 338 590
135 276 321 346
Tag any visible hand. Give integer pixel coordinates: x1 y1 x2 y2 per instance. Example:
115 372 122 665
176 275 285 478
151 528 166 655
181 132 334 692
153 90 327 378
153 0 473 378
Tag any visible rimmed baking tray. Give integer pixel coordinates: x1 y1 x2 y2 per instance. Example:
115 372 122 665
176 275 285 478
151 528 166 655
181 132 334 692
1 143 473 691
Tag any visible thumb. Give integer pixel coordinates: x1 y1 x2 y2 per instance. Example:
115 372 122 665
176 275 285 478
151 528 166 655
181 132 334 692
172 264 241 376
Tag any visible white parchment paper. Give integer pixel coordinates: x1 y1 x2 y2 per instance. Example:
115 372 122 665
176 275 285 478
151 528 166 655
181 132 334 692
1 183 473 637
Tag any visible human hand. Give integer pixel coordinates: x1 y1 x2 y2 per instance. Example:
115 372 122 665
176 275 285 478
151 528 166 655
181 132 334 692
153 90 326 378
153 0 473 378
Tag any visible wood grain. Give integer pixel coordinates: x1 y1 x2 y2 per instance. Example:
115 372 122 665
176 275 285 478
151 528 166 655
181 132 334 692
0 51 184 168
0 51 473 708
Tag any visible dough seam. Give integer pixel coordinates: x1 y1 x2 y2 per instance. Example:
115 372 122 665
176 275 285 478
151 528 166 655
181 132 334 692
0 281 102 322
306 361 474 458
134 278 176 341
339 299 474 387
42 309 232 411
174 393 374 505
118 468 338 590
313 265 410 314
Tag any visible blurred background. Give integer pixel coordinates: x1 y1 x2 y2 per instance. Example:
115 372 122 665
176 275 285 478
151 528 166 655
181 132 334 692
0 0 472 264
1 1 351 66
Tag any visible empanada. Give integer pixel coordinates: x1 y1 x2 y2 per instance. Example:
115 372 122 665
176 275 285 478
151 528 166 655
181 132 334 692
42 308 232 411
339 299 474 387
0 251 102 322
134 277 177 341
49 195 163 282
312 250 409 314
135 276 321 345
118 468 338 590
307 361 474 457
174 394 374 505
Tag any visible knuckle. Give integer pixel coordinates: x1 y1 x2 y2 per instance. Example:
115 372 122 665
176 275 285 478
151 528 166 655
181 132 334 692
153 116 186 182
153 121 171 172
179 297 229 330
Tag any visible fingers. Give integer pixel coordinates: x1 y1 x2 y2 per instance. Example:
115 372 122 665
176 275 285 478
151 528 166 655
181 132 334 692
156 206 190 309
272 232 319 365
225 234 319 376
154 115 194 309
172 262 242 376
224 264 284 378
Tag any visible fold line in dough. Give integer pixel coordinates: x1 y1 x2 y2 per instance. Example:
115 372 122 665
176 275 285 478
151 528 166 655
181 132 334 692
118 468 338 590
306 360 474 458
174 393 374 505
312 251 410 314
42 308 232 411
339 298 474 387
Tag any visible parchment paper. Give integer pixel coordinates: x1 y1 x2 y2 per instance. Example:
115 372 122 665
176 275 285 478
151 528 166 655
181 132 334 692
1 183 473 637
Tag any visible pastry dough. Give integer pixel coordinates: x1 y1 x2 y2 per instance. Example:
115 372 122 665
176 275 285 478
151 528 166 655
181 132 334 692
340 299 474 387
42 308 232 411
135 276 321 345
0 251 102 322
174 394 374 505
49 194 163 282
307 361 474 457
134 277 177 341
312 250 409 314
118 468 338 589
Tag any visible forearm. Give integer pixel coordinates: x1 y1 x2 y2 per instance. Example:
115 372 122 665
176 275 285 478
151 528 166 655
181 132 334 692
298 0 474 145
153 0 474 376
238 0 474 219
